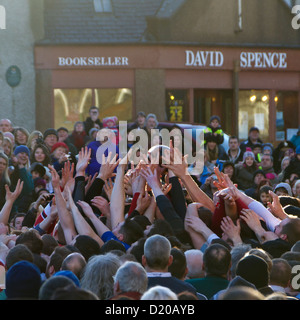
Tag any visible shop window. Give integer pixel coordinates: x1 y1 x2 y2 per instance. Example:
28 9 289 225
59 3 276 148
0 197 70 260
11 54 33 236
194 90 233 134
238 90 269 142
166 90 189 123
93 88 133 122
275 91 299 141
54 88 133 131
54 89 93 131
93 0 113 13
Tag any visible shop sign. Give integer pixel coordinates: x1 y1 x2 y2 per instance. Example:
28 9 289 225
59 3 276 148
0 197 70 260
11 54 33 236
185 50 288 69
58 56 129 67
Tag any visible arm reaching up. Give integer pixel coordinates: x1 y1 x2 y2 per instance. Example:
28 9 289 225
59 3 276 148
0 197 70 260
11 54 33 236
0 180 24 226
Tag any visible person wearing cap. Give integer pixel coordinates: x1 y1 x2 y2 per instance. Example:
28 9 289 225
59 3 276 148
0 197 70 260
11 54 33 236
50 142 69 172
204 115 224 145
244 169 267 200
240 126 263 154
235 150 258 191
272 140 295 174
57 127 78 156
9 145 34 215
43 128 59 153
274 182 293 197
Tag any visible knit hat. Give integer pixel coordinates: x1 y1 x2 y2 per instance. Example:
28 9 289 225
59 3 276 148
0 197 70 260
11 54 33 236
14 145 30 157
235 255 269 289
34 177 47 189
50 142 69 154
243 151 255 162
210 115 221 124
253 169 266 180
249 126 260 133
43 128 58 140
5 261 42 299
30 162 46 177
274 183 293 196
57 127 69 133
53 270 80 287
103 116 118 128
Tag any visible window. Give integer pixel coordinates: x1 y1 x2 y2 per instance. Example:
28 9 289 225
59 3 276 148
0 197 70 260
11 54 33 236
94 0 113 13
166 90 189 122
238 90 269 142
275 91 299 141
54 88 133 131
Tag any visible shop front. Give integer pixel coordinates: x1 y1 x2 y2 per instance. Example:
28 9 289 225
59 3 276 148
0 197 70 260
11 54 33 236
34 44 300 144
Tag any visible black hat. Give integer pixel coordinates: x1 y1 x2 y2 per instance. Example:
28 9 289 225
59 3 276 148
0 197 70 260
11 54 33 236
43 128 58 139
210 115 221 124
236 255 269 289
57 127 69 133
30 162 46 177
249 126 260 133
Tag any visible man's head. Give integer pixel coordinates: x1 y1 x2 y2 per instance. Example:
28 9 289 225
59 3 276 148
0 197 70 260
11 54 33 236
274 217 300 245
142 235 173 272
249 127 260 142
260 154 273 171
145 114 158 131
113 219 144 246
43 129 58 149
269 258 291 288
228 136 240 152
89 106 99 121
203 243 231 278
0 118 13 133
113 261 148 296
184 249 204 279
57 127 69 142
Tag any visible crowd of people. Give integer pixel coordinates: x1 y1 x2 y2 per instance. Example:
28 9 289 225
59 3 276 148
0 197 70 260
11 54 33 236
0 107 300 301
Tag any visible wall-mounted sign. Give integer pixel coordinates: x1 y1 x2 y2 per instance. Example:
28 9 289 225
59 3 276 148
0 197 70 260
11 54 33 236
6 66 22 87
58 56 129 67
185 50 288 69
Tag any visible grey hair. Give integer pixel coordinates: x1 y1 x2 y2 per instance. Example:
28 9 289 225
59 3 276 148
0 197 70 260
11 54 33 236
114 261 148 294
184 249 204 279
141 286 178 300
80 253 121 300
230 244 251 278
144 235 171 270
146 113 158 126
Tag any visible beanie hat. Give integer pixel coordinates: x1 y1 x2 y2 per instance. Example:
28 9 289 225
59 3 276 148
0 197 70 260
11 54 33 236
53 270 80 287
210 115 221 124
103 116 118 128
236 255 269 289
249 126 260 133
57 127 69 133
43 128 58 139
274 183 293 197
243 151 255 162
50 142 69 154
14 145 30 157
30 162 46 177
5 261 42 299
34 177 46 189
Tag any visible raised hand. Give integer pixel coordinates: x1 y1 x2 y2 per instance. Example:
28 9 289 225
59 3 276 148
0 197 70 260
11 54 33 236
76 147 91 176
5 179 24 202
98 152 120 181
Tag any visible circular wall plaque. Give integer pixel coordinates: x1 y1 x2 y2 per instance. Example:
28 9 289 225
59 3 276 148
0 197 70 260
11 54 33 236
6 66 21 87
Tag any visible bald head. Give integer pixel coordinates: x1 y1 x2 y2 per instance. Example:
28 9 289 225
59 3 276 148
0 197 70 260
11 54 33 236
61 252 86 279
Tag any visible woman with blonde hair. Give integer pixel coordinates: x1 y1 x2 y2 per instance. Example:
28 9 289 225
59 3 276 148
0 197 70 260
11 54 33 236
27 130 43 152
2 137 13 158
